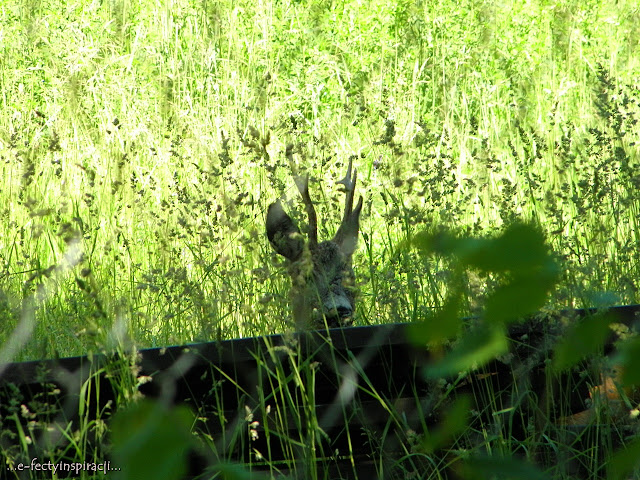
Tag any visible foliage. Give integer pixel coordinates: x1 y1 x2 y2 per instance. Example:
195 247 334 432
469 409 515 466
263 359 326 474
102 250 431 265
1 0 640 359
111 400 196 480
1 0 640 478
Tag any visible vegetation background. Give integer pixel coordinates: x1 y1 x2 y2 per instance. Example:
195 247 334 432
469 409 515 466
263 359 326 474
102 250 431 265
1 0 639 363
2 1 640 479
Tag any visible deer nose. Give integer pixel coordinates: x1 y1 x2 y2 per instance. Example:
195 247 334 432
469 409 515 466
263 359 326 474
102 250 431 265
322 296 353 326
323 296 352 314
322 306 353 328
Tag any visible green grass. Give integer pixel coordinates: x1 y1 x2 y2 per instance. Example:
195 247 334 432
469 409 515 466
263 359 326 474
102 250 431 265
1 0 640 478
1 0 639 359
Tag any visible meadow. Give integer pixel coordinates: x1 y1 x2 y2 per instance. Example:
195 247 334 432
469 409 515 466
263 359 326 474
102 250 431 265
1 0 640 478
1 0 639 358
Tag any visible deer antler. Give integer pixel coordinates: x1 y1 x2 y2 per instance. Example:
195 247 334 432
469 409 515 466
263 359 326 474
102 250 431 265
266 156 364 328
334 158 363 255
294 174 318 250
337 158 356 224
285 143 318 250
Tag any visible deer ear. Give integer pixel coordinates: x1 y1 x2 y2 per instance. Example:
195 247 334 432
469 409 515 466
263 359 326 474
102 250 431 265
266 200 304 261
333 195 363 257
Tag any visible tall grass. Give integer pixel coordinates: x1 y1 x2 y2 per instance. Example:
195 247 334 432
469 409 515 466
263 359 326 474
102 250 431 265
1 0 639 359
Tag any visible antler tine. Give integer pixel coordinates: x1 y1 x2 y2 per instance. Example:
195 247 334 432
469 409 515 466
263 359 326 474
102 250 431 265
333 159 363 254
337 158 356 224
294 174 318 249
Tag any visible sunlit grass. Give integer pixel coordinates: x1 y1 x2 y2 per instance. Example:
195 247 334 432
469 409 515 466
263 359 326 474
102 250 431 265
3 0 640 475
1 0 639 367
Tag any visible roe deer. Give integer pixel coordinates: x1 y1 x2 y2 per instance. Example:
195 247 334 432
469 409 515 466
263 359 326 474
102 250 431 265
266 159 364 329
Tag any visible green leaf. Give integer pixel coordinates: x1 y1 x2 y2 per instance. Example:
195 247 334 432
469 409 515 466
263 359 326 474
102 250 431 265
413 229 462 256
421 395 471 453
407 292 462 345
552 313 612 372
463 223 550 274
484 269 556 325
111 400 196 480
425 325 508 378
608 438 640 480
212 462 270 480
619 336 640 387
461 455 551 480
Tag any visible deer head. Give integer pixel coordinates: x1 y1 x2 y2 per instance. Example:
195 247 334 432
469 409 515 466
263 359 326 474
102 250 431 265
266 159 364 329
